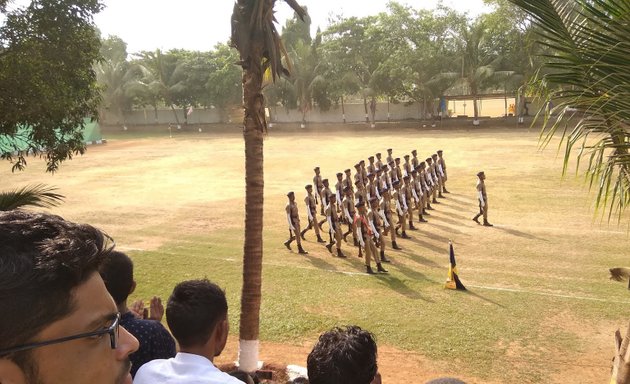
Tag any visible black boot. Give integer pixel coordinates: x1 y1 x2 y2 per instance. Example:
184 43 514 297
443 187 450 193
366 265 375 274
325 243 334 253
284 237 294 250
419 213 427 223
423 209 429 215
300 229 307 240
427 204 434 210
401 231 410 239
316 235 326 243
380 250 390 263
337 248 346 258
392 241 402 250
472 215 481 224
377 263 388 273
438 193 444 198
432 198 439 204
483 220 493 227
408 221 416 230
298 245 308 254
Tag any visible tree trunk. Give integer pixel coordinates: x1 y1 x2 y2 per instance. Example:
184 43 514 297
341 95 346 124
170 104 180 125
363 96 369 123
238 39 265 374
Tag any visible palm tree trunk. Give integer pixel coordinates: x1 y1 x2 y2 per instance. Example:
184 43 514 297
363 96 369 123
341 95 346 123
170 104 180 125
238 39 265 374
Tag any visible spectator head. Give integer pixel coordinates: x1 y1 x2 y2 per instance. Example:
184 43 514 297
166 279 229 357
307 325 378 384
0 210 138 384
99 251 136 306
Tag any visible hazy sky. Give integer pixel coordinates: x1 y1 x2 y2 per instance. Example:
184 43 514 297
94 0 492 54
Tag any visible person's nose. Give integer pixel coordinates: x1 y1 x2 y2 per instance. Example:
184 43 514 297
117 326 139 358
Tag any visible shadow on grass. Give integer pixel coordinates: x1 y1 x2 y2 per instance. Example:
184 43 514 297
374 274 434 301
402 236 444 254
436 194 473 206
422 221 469 236
463 288 505 307
302 252 340 271
395 249 441 269
494 225 547 241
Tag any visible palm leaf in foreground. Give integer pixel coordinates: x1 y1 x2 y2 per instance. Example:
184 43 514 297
0 184 64 211
509 0 630 223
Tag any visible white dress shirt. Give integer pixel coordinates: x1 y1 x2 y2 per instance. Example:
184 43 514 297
134 352 244 384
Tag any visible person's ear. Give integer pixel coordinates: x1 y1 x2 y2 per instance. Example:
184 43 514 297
130 281 137 295
214 317 229 357
0 358 28 384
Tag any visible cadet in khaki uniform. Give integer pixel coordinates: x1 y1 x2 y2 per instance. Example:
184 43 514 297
343 168 354 195
313 167 324 214
354 199 388 274
366 172 380 201
369 197 391 263
319 179 332 229
411 149 419 169
386 148 394 165
411 168 427 223
432 153 445 199
394 157 403 183
284 191 308 254
367 155 376 176
380 186 401 250
359 160 369 185
325 194 346 257
353 163 363 186
354 179 368 207
341 186 358 246
403 154 412 177
473 171 493 226
421 160 434 211
387 160 397 190
334 172 345 209
300 184 325 243
392 180 410 239
437 150 449 193
426 157 439 204
403 175 417 230
375 152 384 171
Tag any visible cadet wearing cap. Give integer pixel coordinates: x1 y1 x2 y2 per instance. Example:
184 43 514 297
437 150 449 193
354 198 388 274
301 185 325 243
367 155 376 176
284 191 308 254
392 180 410 239
375 152 384 171
369 197 391 263
342 186 358 246
473 171 492 226
319 179 332 229
380 186 401 250
343 168 354 195
403 154 412 177
386 148 394 165
313 167 324 214
335 172 345 208
411 149 419 169
325 193 345 257
432 153 445 199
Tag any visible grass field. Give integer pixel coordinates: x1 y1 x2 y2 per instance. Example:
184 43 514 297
3 123 629 383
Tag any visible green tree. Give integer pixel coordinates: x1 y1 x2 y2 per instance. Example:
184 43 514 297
508 0 630 225
231 0 306 373
205 44 242 122
0 0 103 172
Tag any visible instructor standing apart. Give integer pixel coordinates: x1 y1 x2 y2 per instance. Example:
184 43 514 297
473 171 493 227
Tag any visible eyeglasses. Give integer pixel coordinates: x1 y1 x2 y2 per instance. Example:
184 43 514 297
0 313 120 356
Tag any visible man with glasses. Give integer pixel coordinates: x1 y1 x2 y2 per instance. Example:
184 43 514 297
0 210 139 384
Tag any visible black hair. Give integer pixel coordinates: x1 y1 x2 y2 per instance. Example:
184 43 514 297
166 279 228 348
0 210 112 372
99 251 134 305
307 325 377 384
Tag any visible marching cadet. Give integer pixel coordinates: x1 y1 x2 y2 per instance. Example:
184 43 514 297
354 179 368 207
335 172 345 208
387 160 398 190
343 168 354 195
425 157 439 205
421 160 435 211
375 152 384 171
341 186 358 246
359 159 369 185
473 171 493 226
300 184 325 243
386 148 394 165
417 163 430 215
369 197 391 263
325 194 346 257
355 199 388 274
394 157 403 183
392 180 410 239
403 154 412 177
376 166 388 193
313 167 324 214
366 172 380 201
411 168 427 223
284 191 308 254
319 178 333 229
432 153 445 199
437 149 450 193
367 155 376 175
428 156 441 203
403 175 417 230
380 186 401 250
353 163 362 186
411 149 420 169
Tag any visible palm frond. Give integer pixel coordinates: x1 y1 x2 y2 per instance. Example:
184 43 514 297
510 0 630 222
0 184 65 211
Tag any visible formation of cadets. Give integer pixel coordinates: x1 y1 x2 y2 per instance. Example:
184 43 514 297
285 149 450 274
